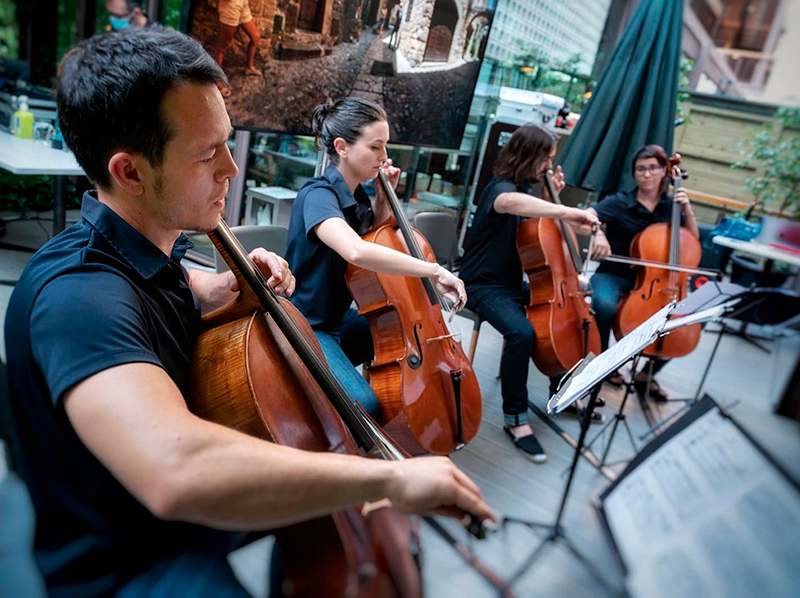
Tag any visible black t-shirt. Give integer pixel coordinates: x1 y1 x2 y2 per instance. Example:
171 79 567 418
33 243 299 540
594 189 681 279
285 165 374 331
5 192 234 596
460 177 541 288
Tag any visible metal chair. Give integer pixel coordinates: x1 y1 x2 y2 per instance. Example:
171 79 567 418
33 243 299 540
412 211 458 269
459 307 484 364
213 225 289 273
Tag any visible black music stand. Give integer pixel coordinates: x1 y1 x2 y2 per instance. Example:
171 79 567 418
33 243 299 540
641 285 800 440
500 305 677 593
584 353 643 467
583 281 744 464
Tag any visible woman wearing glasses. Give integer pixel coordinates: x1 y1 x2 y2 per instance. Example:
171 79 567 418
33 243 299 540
588 144 699 400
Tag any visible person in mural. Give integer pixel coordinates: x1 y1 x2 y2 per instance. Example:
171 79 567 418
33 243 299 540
285 97 468 421
459 124 603 463
214 0 262 97
105 0 149 30
377 4 388 37
389 4 403 49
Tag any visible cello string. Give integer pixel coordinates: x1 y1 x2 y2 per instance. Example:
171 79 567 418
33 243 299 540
377 170 462 339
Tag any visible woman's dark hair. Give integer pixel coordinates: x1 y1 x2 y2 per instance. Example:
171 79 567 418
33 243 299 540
311 98 387 163
56 26 226 190
631 144 669 195
493 124 557 186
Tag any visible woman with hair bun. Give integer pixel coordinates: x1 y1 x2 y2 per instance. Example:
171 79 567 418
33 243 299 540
285 97 467 417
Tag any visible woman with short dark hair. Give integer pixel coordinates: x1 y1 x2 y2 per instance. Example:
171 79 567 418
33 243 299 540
588 144 700 399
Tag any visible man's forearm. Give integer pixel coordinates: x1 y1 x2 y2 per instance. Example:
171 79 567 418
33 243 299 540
164 421 397 531
187 268 237 314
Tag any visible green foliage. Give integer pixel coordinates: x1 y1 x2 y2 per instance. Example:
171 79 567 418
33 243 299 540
0 170 80 213
163 0 183 29
676 56 694 125
0 0 18 58
57 0 78 71
733 107 800 217
510 44 595 113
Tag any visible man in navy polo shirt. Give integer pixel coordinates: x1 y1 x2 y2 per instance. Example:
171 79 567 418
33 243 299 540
4 26 493 597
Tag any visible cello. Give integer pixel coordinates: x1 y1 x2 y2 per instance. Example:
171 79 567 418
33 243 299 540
613 154 703 358
517 171 601 376
345 171 482 456
188 221 509 597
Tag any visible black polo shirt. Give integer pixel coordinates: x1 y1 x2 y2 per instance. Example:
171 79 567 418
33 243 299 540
285 165 374 331
460 177 542 289
593 189 681 279
5 192 233 596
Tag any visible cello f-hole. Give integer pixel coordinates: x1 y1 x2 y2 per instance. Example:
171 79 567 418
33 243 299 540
558 281 568 309
641 278 660 301
408 323 424 369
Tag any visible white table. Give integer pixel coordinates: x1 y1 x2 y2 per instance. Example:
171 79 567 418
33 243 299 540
713 235 800 269
244 186 297 228
0 129 84 235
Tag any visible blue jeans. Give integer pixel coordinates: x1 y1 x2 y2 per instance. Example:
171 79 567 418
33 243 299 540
116 551 249 598
314 308 381 419
466 282 559 426
591 272 667 374
0 474 47 597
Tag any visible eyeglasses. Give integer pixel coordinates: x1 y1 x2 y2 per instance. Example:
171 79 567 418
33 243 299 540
635 164 664 176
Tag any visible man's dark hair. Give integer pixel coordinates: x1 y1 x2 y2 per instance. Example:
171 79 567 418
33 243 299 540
493 124 557 186
56 26 226 190
311 97 387 164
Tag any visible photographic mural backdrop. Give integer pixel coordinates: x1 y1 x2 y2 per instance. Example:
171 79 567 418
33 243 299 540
189 0 496 147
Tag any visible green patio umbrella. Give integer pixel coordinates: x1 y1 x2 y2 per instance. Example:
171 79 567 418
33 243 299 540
558 0 684 196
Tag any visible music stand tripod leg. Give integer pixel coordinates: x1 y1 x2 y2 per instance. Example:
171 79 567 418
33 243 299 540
503 387 615 593
639 325 728 442
586 354 642 466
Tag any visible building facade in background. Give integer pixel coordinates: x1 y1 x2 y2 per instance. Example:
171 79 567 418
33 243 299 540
484 0 611 75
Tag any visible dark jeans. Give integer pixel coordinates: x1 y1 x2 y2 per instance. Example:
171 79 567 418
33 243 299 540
590 272 667 375
466 282 559 426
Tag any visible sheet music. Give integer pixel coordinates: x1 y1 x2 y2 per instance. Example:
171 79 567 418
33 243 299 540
548 304 673 413
603 409 800 598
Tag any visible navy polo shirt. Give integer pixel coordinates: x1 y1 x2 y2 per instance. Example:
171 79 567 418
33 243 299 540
285 165 374 331
460 177 542 289
5 192 233 596
594 189 681 279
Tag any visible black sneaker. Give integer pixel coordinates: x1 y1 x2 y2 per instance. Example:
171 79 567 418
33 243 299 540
504 426 547 463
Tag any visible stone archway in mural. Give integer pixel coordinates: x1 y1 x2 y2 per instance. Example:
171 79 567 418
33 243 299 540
463 14 489 59
423 0 458 63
